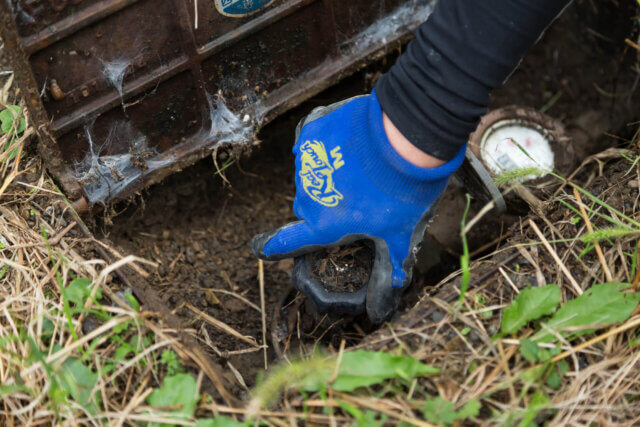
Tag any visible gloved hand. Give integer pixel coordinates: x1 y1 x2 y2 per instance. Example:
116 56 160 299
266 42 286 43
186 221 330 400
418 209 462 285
251 91 465 323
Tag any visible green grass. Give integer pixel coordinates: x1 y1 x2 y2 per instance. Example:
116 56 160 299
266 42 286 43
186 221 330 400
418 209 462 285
493 167 545 187
459 194 472 305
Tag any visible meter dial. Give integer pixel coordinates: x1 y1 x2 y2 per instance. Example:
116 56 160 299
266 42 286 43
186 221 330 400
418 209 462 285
468 106 573 186
479 119 554 182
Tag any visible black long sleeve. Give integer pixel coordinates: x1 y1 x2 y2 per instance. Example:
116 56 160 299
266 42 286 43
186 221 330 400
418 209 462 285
375 0 572 160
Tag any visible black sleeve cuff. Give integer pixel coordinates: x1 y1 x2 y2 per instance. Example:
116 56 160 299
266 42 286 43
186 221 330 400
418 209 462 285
376 0 572 160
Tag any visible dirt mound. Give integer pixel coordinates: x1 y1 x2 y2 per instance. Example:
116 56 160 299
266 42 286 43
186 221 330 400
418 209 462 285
311 242 374 293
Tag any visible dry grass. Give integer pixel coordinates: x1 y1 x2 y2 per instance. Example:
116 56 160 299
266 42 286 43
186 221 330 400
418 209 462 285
0 70 213 426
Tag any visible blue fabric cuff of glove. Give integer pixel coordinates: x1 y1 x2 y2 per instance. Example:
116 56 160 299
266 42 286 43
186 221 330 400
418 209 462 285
350 91 467 206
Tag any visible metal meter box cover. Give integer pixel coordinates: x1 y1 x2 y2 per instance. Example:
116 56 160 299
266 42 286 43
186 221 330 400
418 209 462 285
1 0 436 205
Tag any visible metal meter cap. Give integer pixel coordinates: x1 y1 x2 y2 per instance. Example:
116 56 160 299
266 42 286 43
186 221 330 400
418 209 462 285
468 105 573 185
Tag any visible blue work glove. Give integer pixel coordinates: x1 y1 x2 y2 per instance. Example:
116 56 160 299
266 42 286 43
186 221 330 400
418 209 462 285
251 91 465 323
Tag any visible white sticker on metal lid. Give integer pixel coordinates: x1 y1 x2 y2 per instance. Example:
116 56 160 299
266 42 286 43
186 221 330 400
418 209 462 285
479 119 554 182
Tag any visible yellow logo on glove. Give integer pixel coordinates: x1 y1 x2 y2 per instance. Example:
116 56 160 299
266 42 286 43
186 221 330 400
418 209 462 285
299 140 344 207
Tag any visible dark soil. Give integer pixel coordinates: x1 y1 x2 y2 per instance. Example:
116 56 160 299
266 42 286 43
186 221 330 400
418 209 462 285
103 135 296 387
311 241 374 293
97 0 639 397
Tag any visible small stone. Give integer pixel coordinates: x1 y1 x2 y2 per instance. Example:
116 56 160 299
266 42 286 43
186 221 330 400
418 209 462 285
82 315 101 336
114 290 133 308
225 297 245 312
204 289 220 306
20 208 30 221
185 248 195 264
431 311 444 323
578 357 589 370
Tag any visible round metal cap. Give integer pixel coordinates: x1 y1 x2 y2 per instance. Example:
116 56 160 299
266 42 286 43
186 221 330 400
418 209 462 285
469 106 573 184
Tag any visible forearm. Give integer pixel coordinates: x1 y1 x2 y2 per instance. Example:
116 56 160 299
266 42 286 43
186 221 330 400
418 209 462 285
376 0 572 161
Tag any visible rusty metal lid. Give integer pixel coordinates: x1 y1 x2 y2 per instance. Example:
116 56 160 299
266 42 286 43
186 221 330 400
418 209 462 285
0 0 437 207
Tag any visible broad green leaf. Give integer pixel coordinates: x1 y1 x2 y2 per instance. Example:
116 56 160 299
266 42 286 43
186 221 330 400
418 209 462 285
537 346 560 363
533 282 640 342
518 391 549 427
301 350 439 392
59 357 101 414
113 319 131 334
557 360 569 377
456 399 481 420
64 278 91 306
519 365 546 385
64 278 97 307
0 264 9 280
548 360 570 390
195 417 246 427
519 339 539 363
480 309 491 318
42 317 55 340
0 105 26 160
545 358 569 390
546 368 561 389
423 397 480 425
336 399 365 422
353 410 387 427
499 285 561 336
0 105 26 134
253 350 439 410
424 397 457 425
130 333 152 351
336 400 388 427
124 293 140 311
114 343 134 361
161 349 183 375
100 363 115 375
0 384 32 397
147 373 198 424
